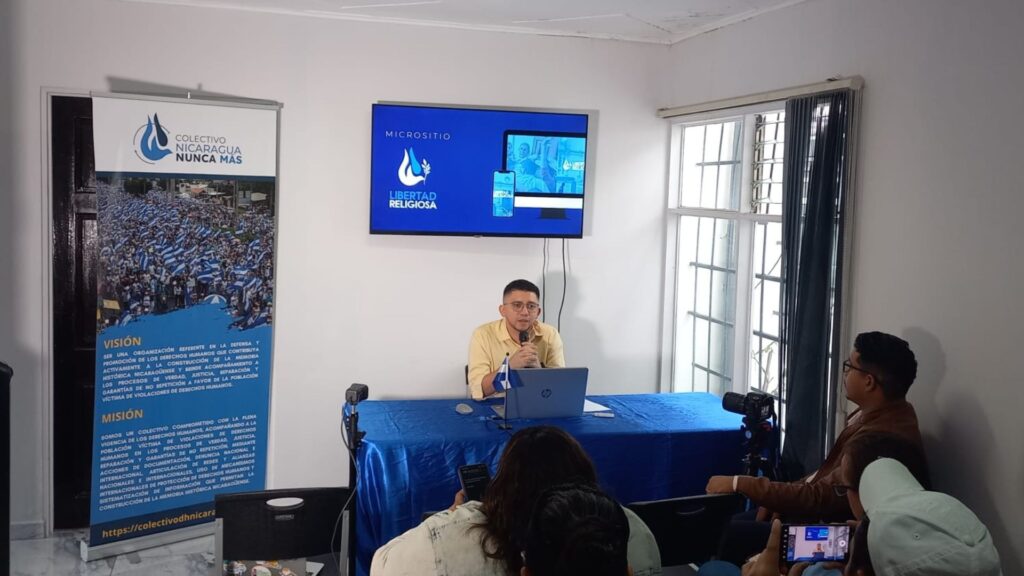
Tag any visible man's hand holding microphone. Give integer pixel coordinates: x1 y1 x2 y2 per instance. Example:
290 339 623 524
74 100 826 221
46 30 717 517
509 330 540 369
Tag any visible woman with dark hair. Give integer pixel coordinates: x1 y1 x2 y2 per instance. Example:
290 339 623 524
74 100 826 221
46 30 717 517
371 426 661 576
522 484 632 576
478 425 603 571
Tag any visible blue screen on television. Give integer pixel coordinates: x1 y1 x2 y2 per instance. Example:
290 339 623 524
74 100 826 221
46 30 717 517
370 103 589 237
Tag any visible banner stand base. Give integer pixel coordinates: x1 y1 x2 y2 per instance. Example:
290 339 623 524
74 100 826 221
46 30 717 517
80 522 216 563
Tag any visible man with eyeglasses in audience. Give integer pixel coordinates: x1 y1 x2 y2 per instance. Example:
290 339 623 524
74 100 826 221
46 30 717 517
706 332 924 565
467 279 565 400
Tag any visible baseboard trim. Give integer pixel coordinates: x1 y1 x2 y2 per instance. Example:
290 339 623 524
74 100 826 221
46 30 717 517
11 520 46 540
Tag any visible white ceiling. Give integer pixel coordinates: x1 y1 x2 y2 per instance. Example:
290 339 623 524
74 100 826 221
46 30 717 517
121 0 811 44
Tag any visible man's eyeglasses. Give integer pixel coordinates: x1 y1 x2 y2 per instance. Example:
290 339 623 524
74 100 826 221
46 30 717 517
832 483 854 497
505 301 540 312
842 360 875 378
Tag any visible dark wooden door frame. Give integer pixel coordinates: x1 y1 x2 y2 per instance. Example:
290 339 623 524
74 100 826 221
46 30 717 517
45 89 97 532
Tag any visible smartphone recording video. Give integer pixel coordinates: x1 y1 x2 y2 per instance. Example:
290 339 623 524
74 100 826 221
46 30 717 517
780 524 849 569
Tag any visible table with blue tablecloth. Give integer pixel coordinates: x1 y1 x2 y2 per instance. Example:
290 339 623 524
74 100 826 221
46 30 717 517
350 392 746 576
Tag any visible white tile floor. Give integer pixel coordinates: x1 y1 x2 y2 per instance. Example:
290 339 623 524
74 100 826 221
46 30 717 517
10 531 214 576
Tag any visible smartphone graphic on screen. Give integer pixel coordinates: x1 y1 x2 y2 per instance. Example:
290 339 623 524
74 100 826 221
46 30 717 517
492 170 515 217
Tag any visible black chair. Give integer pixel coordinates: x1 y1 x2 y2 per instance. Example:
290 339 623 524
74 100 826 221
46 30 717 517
627 493 745 568
214 487 351 575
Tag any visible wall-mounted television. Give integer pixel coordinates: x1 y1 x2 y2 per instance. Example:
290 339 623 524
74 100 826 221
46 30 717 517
370 103 590 238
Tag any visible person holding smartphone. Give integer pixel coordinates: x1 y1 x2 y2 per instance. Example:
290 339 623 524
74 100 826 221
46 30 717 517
467 279 565 400
700 432 927 575
699 433 1001 576
370 426 661 576
727 460 1001 576
707 332 925 564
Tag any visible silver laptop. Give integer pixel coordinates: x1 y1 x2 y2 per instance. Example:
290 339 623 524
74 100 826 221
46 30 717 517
491 367 589 419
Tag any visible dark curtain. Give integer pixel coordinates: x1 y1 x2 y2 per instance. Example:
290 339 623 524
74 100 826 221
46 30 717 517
1 361 10 575
778 90 852 481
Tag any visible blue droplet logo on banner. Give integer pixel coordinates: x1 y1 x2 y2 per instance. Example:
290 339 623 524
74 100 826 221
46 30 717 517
134 113 173 163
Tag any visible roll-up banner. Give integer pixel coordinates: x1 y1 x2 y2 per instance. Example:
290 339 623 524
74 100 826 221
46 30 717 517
86 95 279 559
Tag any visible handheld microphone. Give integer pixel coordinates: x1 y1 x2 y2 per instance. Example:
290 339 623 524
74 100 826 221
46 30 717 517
519 331 529 345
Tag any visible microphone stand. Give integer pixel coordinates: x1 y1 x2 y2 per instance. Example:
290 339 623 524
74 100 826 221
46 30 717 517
497 353 512 430
498 332 529 430
342 386 368 576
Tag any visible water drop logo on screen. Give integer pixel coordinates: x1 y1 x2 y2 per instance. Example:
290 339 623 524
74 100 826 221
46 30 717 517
133 113 173 164
397 147 431 186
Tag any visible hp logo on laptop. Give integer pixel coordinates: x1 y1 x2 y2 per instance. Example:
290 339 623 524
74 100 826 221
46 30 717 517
541 389 552 398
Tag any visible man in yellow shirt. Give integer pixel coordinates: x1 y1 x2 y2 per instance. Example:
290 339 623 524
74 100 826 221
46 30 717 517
467 279 565 400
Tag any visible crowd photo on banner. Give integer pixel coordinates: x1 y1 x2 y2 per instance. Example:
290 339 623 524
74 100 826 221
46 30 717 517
96 176 276 334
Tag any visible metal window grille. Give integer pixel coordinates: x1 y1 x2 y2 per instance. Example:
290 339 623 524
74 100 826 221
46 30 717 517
669 109 787 431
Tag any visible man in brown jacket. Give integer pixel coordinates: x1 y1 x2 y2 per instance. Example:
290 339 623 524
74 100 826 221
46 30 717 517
706 331 925 562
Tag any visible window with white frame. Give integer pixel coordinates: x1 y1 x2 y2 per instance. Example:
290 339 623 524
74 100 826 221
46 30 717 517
664 103 788 423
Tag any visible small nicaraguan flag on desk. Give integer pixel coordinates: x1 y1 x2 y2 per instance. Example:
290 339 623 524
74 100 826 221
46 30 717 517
493 356 524 392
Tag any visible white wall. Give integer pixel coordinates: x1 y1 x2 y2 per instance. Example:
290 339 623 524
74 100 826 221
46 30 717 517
0 0 670 536
664 0 1024 570
7 0 1020 568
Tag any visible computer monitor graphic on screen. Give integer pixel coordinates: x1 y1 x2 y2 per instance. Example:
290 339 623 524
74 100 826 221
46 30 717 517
502 130 586 220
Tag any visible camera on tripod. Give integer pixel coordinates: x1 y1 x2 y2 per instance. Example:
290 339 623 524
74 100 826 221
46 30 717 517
344 383 369 453
721 390 779 479
346 383 369 406
722 390 775 423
